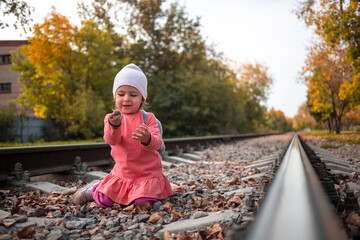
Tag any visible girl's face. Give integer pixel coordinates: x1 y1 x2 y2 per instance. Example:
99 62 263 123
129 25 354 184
115 85 144 114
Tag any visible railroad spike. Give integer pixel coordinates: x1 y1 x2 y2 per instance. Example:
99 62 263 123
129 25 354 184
73 156 88 175
8 162 29 187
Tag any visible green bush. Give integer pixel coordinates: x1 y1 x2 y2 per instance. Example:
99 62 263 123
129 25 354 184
0 105 19 142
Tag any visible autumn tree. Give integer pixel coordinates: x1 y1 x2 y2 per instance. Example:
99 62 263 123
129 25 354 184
302 43 355 133
11 10 121 139
297 0 360 120
293 102 317 130
297 0 360 71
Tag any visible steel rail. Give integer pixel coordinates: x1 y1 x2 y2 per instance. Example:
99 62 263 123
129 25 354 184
246 134 345 240
0 133 275 182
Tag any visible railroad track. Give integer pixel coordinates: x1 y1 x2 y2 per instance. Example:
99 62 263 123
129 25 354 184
0 133 359 239
0 133 273 184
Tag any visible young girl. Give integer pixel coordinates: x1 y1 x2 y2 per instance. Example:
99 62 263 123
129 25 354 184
73 63 173 208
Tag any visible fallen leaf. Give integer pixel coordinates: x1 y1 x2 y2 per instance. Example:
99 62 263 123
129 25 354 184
148 212 164 224
89 202 98 208
90 226 100 235
227 194 243 207
164 202 174 213
346 211 360 226
205 179 214 189
176 233 186 240
46 212 54 218
123 204 134 211
164 231 173 240
17 224 36 238
228 177 241 186
149 236 161 240
170 211 181 222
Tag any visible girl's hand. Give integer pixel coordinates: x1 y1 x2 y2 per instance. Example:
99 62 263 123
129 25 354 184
132 123 151 145
108 110 122 127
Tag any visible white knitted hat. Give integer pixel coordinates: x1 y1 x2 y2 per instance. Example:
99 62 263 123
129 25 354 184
112 63 148 99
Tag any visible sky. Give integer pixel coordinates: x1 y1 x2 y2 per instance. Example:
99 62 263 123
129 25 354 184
0 0 315 118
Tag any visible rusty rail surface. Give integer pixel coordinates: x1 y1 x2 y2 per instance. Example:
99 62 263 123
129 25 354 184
246 134 345 240
0 133 276 182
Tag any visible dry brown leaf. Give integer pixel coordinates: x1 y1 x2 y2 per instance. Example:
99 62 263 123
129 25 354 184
148 212 163 224
34 230 46 237
188 231 203 240
163 231 173 240
55 221 66 227
247 170 255 176
227 195 243 207
123 204 135 211
170 211 181 222
176 233 186 240
164 202 174 213
90 226 100 235
46 211 54 218
138 202 152 211
149 236 161 240
89 202 98 208
17 224 36 238
205 179 214 189
228 177 241 186
206 223 224 240
346 211 360 226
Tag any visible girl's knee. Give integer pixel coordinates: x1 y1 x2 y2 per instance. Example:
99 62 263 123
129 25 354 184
92 184 114 208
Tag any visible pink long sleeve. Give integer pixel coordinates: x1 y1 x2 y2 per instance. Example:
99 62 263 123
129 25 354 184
103 114 122 146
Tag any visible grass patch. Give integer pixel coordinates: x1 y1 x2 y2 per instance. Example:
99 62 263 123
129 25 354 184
300 130 360 145
0 138 105 148
320 143 338 149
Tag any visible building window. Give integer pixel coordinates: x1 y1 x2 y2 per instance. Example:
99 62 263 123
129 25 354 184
0 83 11 93
0 55 11 65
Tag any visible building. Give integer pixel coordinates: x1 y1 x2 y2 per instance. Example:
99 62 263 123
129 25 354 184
0 40 28 107
0 40 46 142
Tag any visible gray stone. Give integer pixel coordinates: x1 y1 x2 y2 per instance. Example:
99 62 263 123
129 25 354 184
74 210 85 218
157 210 240 237
0 210 10 221
108 226 122 232
47 229 67 240
68 233 81 239
90 234 106 240
223 187 253 199
13 214 28 223
153 201 164 212
63 212 73 220
66 220 87 230
85 171 107 181
136 214 150 222
127 223 139 230
26 181 68 195
52 210 62 218
0 225 10 235
32 207 47 217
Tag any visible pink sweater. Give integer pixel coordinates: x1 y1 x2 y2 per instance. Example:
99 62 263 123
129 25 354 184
96 111 172 205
